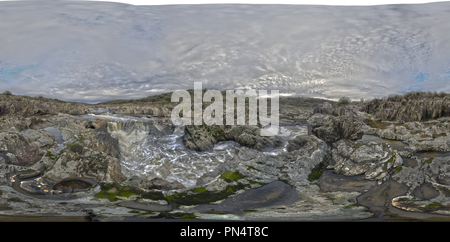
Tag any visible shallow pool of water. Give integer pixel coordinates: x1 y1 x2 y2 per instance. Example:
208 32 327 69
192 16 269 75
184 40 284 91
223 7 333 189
360 135 409 152
43 126 64 144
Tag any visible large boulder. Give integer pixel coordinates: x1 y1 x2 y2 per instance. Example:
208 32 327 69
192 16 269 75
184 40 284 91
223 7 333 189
307 114 364 143
86 128 121 159
0 131 30 154
286 135 322 156
40 143 126 183
20 129 55 148
183 124 284 152
313 102 334 114
84 119 107 129
393 156 450 191
328 139 403 180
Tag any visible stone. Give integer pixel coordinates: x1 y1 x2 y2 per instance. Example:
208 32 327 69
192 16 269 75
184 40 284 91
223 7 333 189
313 102 333 114
410 183 440 200
84 119 107 129
189 181 301 214
363 94 450 122
328 139 401 180
182 124 283 152
20 129 55 148
0 131 30 154
62 186 73 193
117 201 172 212
0 151 19 165
286 135 321 156
356 179 409 210
42 143 126 183
87 129 120 159
307 114 364 143
318 170 377 193
238 147 258 161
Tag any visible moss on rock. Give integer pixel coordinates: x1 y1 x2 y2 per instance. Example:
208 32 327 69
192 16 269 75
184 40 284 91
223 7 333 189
94 183 165 202
307 162 327 182
221 170 245 182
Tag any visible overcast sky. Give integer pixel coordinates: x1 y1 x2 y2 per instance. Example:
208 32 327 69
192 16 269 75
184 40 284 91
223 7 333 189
1 0 450 103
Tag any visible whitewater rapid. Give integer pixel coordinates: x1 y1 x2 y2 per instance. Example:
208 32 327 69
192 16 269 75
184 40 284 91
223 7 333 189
81 113 307 188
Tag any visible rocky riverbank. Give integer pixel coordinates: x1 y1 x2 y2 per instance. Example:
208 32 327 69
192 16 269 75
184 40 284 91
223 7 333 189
2 94 450 221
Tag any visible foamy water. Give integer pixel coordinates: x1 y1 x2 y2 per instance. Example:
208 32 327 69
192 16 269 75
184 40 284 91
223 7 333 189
81 113 306 188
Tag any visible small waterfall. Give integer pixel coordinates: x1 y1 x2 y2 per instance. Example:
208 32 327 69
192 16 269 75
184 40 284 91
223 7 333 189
80 113 308 187
107 120 152 133
86 113 241 188
263 125 308 156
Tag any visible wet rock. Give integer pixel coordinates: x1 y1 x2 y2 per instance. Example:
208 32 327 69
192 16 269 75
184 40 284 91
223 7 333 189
410 183 440 200
238 147 258 161
147 120 175 137
307 114 364 143
0 151 19 165
356 179 409 211
328 139 402 180
85 119 107 129
286 135 321 156
189 181 300 214
318 170 377 193
183 124 283 152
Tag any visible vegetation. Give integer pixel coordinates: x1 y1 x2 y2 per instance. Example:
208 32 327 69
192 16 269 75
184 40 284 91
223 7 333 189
98 88 336 109
337 96 351 106
425 202 442 208
0 92 90 117
93 182 165 202
343 204 359 209
221 170 246 182
307 161 328 182
392 167 403 176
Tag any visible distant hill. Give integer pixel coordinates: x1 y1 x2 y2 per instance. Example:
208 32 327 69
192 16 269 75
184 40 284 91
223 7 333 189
97 90 336 108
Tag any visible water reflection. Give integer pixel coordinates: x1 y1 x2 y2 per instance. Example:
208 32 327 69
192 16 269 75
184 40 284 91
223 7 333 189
360 134 409 152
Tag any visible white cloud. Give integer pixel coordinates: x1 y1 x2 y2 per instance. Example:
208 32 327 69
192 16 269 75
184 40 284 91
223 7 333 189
1 0 450 103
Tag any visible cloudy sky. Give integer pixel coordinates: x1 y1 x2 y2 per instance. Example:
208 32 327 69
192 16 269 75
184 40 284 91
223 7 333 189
1 0 450 103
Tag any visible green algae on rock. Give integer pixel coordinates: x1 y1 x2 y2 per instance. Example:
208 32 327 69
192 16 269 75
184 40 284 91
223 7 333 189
221 170 246 183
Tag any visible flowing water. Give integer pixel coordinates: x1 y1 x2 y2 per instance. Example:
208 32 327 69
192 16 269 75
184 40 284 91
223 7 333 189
78 113 307 188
